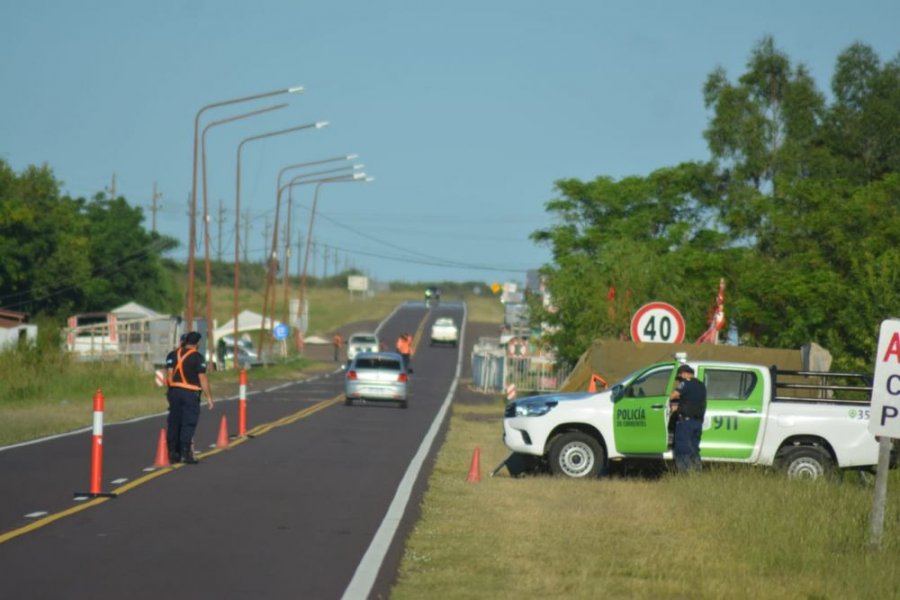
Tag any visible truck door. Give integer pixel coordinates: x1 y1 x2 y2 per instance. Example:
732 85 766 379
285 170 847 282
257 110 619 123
612 365 673 454
698 367 765 460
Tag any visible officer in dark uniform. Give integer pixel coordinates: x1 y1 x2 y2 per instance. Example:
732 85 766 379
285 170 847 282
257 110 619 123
669 364 707 473
166 331 214 464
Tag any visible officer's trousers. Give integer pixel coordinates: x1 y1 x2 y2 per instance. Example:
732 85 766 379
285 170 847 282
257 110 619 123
674 417 703 473
166 387 202 452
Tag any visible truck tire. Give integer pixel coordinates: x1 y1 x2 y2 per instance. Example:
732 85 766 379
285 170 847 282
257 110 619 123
548 432 605 478
777 445 833 480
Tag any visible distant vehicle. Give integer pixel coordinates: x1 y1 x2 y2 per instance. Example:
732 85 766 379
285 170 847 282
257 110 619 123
217 335 259 367
424 286 441 306
345 351 409 409
346 332 379 363
430 317 459 347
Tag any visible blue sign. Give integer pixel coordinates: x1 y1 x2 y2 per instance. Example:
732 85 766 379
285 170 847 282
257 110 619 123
273 324 289 340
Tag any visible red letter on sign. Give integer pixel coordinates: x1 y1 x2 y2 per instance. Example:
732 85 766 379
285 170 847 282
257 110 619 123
883 332 900 363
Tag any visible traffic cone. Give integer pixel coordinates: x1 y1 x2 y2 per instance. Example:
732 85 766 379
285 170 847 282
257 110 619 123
466 447 481 483
216 415 229 449
154 428 170 467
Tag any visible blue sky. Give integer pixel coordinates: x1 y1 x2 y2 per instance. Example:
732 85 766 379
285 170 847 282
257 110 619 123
2 1 898 285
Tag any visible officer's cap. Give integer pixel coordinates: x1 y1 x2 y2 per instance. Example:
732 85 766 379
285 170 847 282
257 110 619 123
184 331 202 345
677 364 694 375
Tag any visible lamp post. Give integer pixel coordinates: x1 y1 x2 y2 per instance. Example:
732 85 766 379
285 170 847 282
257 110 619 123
295 173 373 352
232 121 329 366
201 103 287 367
257 156 360 353
186 85 303 328
279 169 363 331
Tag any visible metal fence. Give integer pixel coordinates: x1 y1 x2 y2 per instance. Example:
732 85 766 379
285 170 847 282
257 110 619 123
470 337 572 395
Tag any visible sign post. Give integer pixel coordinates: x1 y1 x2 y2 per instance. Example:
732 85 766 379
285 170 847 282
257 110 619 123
867 318 900 547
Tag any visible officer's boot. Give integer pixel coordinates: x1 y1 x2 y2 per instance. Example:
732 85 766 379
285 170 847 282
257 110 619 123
181 445 199 464
168 450 182 464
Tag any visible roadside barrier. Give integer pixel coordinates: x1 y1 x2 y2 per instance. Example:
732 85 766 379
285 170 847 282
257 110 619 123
506 383 517 401
154 369 166 387
466 447 481 483
74 390 117 498
238 369 248 436
153 428 170 468
216 415 230 449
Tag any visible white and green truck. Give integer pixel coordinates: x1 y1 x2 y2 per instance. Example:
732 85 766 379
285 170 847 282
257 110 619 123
503 354 888 480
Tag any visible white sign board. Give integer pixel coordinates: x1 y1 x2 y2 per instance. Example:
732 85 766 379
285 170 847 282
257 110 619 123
630 302 686 344
868 318 900 439
347 275 369 292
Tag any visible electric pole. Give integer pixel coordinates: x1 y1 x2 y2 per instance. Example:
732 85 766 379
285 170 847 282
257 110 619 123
149 181 162 233
242 210 251 264
323 245 330 278
216 198 226 262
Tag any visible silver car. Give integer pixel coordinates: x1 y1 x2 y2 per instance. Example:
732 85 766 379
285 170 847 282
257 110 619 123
345 351 409 409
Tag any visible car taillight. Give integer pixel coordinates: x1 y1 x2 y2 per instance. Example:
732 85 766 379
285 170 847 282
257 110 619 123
398 373 408 383
347 370 358 380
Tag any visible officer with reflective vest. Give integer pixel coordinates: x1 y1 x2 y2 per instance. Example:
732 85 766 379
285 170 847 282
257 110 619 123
165 331 214 464
395 333 412 371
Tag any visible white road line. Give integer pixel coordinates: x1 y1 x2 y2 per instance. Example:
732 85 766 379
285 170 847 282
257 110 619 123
25 512 48 519
342 303 468 600
110 478 128 485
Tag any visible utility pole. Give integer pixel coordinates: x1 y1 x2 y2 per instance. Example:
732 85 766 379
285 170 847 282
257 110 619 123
216 198 226 262
323 245 330 278
263 216 271 265
149 182 162 233
109 173 117 200
242 210 251 264
333 249 339 276
296 234 303 281
311 240 317 278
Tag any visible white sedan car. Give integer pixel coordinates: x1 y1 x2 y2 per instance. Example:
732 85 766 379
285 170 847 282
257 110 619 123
430 317 459 347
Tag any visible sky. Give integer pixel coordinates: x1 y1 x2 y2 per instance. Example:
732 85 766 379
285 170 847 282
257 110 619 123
2 1 898 286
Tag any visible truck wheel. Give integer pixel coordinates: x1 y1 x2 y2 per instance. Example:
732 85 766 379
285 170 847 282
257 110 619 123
777 446 833 480
548 432 605 478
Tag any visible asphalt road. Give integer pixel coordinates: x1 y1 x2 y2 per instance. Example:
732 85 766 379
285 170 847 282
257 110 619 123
0 300 483 600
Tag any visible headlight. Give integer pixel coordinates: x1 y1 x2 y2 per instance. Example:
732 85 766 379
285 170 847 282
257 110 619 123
514 401 558 417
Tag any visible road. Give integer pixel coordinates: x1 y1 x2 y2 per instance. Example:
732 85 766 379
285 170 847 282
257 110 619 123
0 301 477 599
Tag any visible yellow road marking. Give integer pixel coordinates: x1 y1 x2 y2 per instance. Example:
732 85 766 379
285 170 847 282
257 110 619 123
0 393 343 545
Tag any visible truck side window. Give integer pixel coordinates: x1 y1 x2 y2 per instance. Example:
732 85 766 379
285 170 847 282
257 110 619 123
704 369 757 400
625 368 673 398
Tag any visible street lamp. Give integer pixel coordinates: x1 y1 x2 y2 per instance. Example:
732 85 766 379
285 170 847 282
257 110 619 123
201 103 287 366
258 156 361 350
278 169 364 333
231 121 329 366
187 85 304 327
295 173 372 352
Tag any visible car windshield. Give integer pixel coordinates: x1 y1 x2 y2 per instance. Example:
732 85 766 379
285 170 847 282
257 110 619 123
351 336 377 344
354 357 402 370
435 318 453 326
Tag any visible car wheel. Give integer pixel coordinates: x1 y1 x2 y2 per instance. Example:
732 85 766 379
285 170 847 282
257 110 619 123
777 445 833 480
400 400 408 409
548 432 605 478
344 396 353 406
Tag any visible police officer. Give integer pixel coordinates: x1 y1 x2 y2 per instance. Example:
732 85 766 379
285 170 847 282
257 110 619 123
669 364 707 473
166 331 214 464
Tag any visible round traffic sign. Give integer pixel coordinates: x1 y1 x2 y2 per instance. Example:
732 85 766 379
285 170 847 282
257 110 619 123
273 323 289 340
630 302 685 344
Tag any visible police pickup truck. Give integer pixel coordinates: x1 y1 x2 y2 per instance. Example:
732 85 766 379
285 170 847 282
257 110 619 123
503 354 885 480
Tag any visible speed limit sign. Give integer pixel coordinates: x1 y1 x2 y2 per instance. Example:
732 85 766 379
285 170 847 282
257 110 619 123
630 302 685 344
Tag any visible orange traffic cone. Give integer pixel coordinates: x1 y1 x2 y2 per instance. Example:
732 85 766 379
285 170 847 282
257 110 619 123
154 428 170 467
216 415 229 449
466 447 481 483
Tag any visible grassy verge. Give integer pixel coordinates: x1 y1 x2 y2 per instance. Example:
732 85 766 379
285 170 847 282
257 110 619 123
392 395 900 599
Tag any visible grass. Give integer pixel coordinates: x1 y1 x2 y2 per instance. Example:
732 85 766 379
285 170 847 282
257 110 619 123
0 285 505 446
392 395 900 599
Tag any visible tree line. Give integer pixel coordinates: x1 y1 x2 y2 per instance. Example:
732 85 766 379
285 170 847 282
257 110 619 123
0 162 181 319
532 37 900 371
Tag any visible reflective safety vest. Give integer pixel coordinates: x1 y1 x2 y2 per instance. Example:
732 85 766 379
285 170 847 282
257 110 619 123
169 347 202 391
396 337 409 354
